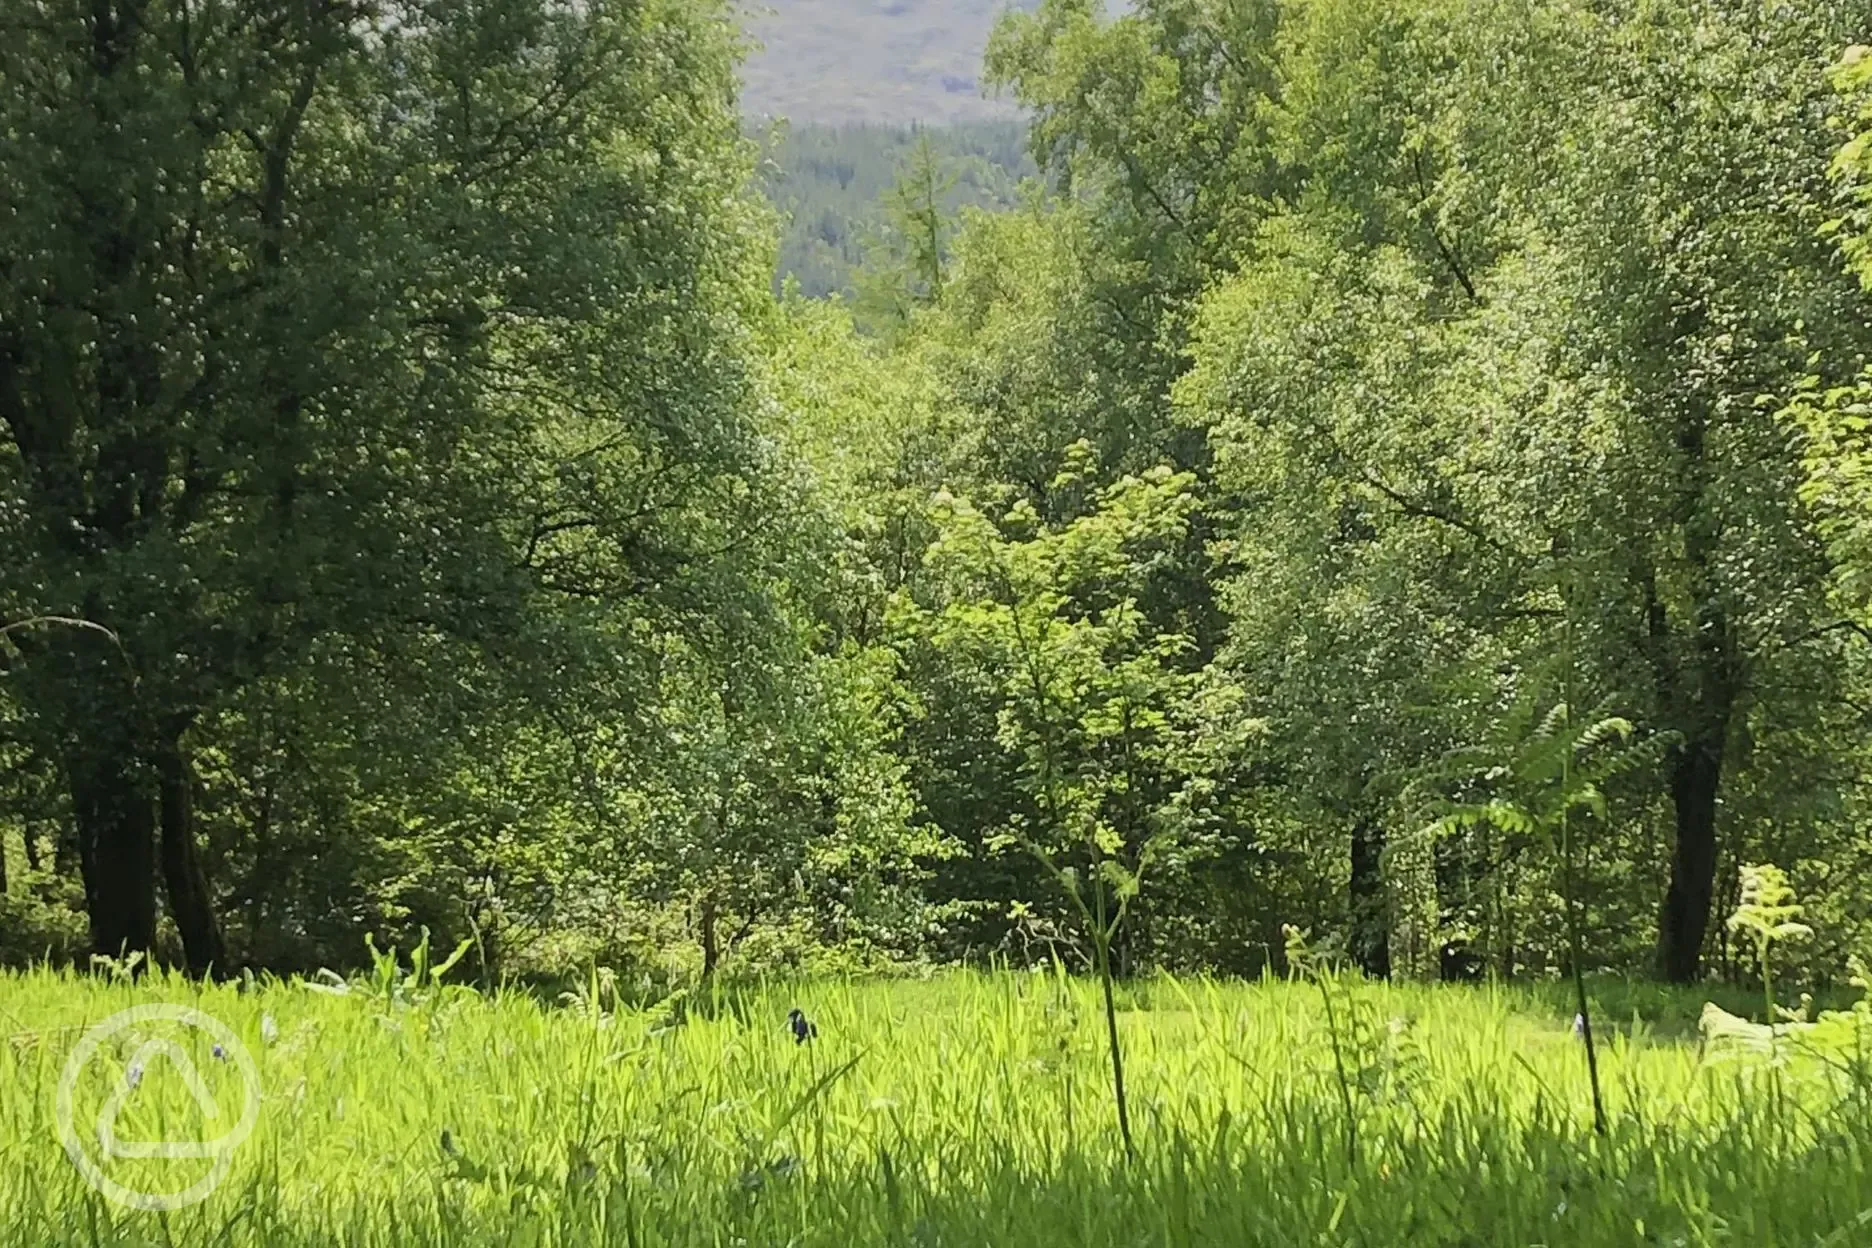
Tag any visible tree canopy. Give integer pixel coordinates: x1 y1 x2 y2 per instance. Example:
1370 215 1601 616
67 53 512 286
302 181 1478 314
3 0 1871 992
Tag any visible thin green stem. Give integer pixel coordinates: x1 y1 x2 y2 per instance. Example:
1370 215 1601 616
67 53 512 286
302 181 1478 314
1097 926 1136 1161
1317 969 1358 1168
1761 935 1775 1025
1560 543 1607 1137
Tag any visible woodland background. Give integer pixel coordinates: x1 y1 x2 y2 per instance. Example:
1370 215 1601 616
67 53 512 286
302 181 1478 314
4 0 1872 994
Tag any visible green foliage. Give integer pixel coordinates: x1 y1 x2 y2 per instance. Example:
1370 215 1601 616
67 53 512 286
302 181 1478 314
1830 46 1872 281
1727 863 1815 1025
909 448 1246 1150
1411 695 1670 882
852 134 961 334
1175 0 1870 985
913 451 1245 944
0 868 87 968
8 0 1872 1037
744 0 1872 991
1788 45 1872 621
1281 925 1362 1165
1411 686 1675 1131
758 121 1033 300
0 0 928 979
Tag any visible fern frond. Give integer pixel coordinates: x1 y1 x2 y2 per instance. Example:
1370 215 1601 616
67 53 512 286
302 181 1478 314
1530 700 1570 744
1572 715 1634 754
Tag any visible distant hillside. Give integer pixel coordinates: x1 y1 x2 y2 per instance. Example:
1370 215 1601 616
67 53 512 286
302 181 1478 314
757 121 1036 299
738 0 1040 125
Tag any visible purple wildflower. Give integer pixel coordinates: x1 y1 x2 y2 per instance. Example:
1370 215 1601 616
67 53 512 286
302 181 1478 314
211 1043 227 1061
126 1062 143 1090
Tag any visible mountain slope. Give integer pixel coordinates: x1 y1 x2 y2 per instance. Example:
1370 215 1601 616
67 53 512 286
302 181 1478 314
738 0 1038 125
759 121 1035 297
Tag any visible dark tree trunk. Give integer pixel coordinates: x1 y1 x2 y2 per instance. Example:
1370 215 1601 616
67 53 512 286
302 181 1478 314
1637 409 1740 986
1439 942 1485 982
1642 568 1737 985
1348 817 1390 978
1658 733 1725 983
157 744 226 976
1432 835 1482 981
22 825 42 873
69 740 157 962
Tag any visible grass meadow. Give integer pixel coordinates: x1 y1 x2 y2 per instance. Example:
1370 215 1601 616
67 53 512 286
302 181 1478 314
2 966 1870 1246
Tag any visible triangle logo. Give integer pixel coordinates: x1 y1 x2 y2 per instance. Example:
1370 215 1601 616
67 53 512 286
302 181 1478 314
96 1037 227 1160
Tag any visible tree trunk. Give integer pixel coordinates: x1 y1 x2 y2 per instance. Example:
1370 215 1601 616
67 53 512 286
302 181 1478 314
1432 835 1483 981
1658 733 1725 982
1643 400 1741 985
157 743 226 976
1641 562 1737 985
69 740 157 962
1348 816 1390 978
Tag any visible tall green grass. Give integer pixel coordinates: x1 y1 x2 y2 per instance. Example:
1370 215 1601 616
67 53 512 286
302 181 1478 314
2 967 1868 1245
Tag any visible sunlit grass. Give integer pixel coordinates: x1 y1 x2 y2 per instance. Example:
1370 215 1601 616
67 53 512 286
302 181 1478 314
1 966 1869 1245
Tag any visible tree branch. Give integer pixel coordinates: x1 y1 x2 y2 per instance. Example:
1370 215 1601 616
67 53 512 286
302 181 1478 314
1410 150 1479 304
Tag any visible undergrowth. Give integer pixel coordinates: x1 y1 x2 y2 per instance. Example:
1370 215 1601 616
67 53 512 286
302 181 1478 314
1 965 1869 1245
